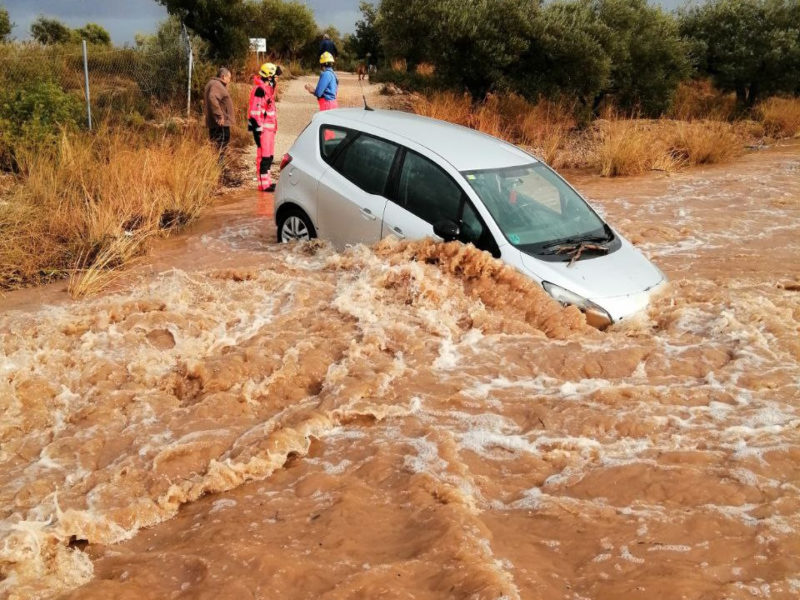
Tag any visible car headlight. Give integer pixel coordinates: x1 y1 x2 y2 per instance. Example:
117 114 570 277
541 281 612 329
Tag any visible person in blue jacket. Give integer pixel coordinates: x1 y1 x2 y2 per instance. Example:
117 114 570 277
305 52 338 111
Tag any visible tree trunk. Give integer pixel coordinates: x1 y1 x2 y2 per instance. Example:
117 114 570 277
746 81 760 108
735 85 747 108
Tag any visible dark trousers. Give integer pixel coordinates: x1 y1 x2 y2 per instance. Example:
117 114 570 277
209 126 230 151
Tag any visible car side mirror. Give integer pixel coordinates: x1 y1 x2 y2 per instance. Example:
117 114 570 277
433 219 460 241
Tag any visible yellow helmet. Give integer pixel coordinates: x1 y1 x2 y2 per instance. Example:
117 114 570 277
259 62 281 78
319 52 335 65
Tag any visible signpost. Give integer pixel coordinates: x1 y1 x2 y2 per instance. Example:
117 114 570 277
249 38 267 65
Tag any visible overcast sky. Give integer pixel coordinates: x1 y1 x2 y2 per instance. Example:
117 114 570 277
3 0 686 46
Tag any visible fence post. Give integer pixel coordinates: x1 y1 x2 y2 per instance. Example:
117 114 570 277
183 24 193 118
82 40 92 130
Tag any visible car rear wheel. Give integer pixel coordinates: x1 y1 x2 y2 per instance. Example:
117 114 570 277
277 208 316 243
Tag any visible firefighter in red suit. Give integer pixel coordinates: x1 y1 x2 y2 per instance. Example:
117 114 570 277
249 62 282 192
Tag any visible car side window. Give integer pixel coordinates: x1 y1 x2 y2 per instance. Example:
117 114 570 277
461 200 500 257
319 126 349 163
397 151 462 225
333 134 398 196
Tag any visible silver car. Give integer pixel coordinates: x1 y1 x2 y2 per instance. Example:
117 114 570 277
274 109 665 327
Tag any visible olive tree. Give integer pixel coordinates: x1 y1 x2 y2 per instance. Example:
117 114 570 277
377 0 536 96
680 0 800 107
247 0 317 57
0 7 12 42
346 2 382 63
30 16 73 45
157 0 250 61
75 23 111 45
594 0 690 115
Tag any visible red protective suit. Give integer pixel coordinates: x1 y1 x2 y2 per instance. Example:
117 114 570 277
248 76 278 191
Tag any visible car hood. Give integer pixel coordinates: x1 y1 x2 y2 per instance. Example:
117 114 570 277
519 238 664 300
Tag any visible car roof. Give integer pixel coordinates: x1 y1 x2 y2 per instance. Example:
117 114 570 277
314 108 537 172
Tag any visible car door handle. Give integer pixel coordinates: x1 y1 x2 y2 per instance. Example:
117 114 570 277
360 207 377 221
391 226 406 239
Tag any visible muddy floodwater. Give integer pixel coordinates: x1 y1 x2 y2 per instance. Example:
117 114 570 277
1 142 799 600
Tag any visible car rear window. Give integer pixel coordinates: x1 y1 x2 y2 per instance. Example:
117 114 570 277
319 126 349 162
333 134 398 196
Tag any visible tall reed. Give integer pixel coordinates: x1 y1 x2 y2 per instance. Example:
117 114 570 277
0 125 222 291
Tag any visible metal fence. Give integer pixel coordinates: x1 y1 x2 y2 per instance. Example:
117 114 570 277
0 29 194 129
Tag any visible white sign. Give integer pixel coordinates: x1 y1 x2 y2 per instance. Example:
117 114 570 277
249 38 267 53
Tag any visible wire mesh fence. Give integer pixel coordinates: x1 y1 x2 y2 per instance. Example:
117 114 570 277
0 36 194 128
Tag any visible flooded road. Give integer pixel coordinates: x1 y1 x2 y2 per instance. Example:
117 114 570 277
1 141 799 600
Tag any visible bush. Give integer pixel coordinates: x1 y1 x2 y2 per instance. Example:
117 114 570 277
757 97 800 138
680 0 800 108
371 67 441 94
0 80 84 168
668 79 736 121
0 126 222 290
0 7 11 42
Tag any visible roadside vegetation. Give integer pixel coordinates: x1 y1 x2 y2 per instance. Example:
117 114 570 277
0 0 331 293
365 0 800 175
409 87 797 176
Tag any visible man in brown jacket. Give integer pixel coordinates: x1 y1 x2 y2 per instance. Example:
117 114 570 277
204 68 234 150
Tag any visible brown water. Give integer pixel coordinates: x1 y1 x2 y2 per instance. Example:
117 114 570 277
1 142 799 600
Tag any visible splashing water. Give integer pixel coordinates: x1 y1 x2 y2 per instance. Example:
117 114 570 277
1 143 799 600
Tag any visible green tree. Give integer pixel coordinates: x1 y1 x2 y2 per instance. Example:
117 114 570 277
517 0 688 115
346 2 382 63
247 0 317 57
133 17 192 100
680 0 800 107
515 0 613 107
30 16 72 44
594 0 689 114
156 0 250 61
375 0 438 69
75 23 111 45
377 0 536 96
0 6 12 42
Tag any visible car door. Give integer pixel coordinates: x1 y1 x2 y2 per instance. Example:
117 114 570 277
317 131 399 249
382 150 500 257
382 149 461 241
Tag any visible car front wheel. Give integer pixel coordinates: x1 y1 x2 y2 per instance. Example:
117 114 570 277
277 208 317 243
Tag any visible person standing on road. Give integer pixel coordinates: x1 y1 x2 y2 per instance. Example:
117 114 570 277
204 68 233 150
319 33 337 58
304 53 338 111
249 62 282 192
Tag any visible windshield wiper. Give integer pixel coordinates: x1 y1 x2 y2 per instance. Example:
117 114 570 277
540 225 614 250
536 227 613 266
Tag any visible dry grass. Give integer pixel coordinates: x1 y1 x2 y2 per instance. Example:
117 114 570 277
410 90 757 177
758 97 800 138
68 231 151 298
593 119 666 177
415 63 435 76
668 120 743 166
669 79 737 121
391 58 408 72
593 118 744 176
0 125 222 291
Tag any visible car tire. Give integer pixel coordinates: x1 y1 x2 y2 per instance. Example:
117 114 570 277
277 208 317 243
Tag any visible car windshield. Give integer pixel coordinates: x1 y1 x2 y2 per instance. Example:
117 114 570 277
463 163 608 250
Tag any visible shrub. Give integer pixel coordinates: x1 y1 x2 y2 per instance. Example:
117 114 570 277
0 7 11 42
0 80 84 168
669 79 737 121
0 126 222 290
680 0 800 107
757 97 800 138
667 120 743 166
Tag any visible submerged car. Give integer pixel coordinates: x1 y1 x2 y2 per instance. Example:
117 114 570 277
274 109 665 327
